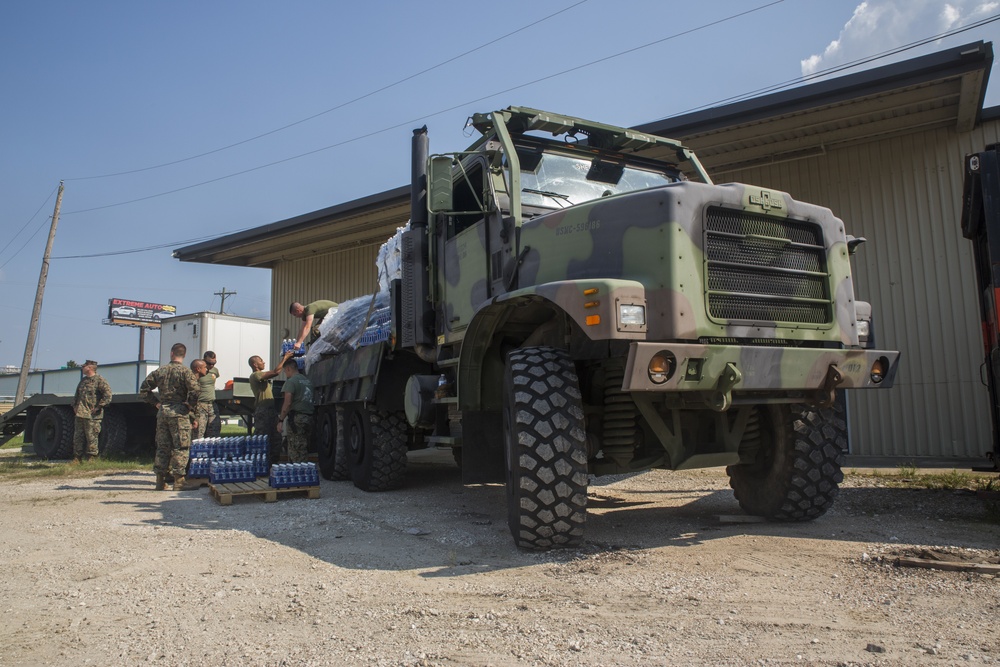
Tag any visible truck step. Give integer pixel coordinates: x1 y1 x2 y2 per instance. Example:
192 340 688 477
433 397 458 405
426 436 461 446
209 478 320 505
436 358 460 368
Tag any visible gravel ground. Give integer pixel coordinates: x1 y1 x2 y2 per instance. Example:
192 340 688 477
0 449 997 667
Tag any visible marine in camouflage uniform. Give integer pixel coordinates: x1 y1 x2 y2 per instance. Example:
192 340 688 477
139 343 200 490
276 357 314 463
189 359 214 441
72 360 112 461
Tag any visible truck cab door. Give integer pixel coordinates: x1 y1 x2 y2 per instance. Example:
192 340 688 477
439 159 493 335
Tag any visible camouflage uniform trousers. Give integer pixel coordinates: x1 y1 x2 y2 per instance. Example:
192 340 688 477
154 407 193 478
191 401 215 440
73 416 101 458
284 413 313 463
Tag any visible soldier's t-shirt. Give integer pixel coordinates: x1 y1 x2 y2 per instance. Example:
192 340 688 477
303 300 338 323
282 373 315 415
249 370 273 406
197 374 216 403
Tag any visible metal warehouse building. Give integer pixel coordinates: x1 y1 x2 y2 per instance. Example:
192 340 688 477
176 41 998 461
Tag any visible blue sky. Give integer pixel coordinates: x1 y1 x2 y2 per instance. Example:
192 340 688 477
2 0 998 371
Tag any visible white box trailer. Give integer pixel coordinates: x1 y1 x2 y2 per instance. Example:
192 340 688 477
158 312 270 388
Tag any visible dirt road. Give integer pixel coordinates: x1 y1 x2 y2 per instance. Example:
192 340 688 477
1 450 997 666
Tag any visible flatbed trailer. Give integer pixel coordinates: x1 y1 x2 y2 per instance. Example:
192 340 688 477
0 367 257 458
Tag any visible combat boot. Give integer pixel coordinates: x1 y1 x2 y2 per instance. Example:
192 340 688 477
71 457 82 465
155 474 167 491
173 476 186 491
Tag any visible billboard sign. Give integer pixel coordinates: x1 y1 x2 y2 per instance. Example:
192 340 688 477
107 298 177 328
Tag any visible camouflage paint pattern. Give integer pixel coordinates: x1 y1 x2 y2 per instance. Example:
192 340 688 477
307 342 384 406
73 416 101 458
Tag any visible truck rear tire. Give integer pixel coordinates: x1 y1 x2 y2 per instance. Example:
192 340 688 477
317 407 349 481
98 407 128 459
503 347 588 550
726 403 846 521
345 404 408 491
33 406 75 459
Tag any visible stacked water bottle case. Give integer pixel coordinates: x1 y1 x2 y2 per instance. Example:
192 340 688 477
269 463 320 489
188 435 271 484
190 435 320 490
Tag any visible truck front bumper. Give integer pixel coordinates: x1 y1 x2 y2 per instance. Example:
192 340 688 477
623 342 899 393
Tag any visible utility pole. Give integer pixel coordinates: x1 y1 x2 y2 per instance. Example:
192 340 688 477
15 181 64 405
214 286 236 314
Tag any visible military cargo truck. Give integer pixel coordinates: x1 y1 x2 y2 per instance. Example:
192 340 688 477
308 107 900 549
960 144 1000 471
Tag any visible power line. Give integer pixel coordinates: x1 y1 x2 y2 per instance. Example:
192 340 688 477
0 215 53 271
666 12 1000 118
64 0 590 182
49 232 244 259
0 184 58 262
61 0 787 216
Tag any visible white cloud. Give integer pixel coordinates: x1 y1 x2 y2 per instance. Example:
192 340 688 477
801 0 994 76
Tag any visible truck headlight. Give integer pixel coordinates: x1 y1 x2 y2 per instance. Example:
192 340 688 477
856 320 870 339
619 304 645 326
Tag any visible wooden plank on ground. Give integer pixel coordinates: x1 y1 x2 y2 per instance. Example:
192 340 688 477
896 557 1000 574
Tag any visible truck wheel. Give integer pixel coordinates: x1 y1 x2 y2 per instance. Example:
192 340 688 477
503 347 588 550
726 403 847 521
33 406 75 459
345 404 408 491
317 407 349 481
98 407 128 459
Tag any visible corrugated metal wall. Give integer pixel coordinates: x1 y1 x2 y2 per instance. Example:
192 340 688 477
270 241 384 356
716 120 1000 458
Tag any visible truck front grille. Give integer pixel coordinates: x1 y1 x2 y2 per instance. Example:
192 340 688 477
704 207 831 325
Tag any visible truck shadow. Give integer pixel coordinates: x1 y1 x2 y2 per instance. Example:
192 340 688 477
98 456 1000 578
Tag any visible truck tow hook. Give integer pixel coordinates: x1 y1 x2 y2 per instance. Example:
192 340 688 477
813 365 844 408
706 362 742 412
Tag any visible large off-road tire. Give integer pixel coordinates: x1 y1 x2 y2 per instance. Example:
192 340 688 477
726 402 847 521
344 403 408 491
317 407 349 481
97 407 128 459
33 406 75 459
503 347 588 550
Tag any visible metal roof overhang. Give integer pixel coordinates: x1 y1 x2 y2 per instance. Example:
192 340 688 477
175 41 993 267
633 41 993 172
173 185 410 267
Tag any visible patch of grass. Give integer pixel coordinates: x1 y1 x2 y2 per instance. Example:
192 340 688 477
0 449 151 481
848 467 997 491
219 423 249 436
2 433 25 450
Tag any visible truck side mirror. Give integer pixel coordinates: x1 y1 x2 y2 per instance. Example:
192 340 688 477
428 156 454 213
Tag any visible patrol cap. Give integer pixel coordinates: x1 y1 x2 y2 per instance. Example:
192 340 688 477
84 360 98 367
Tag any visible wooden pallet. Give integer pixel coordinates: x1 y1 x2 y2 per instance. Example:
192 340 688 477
209 478 320 505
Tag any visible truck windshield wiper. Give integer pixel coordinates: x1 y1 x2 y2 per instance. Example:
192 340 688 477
522 187 571 207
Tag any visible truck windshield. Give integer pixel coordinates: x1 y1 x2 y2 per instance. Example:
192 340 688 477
515 151 678 208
